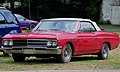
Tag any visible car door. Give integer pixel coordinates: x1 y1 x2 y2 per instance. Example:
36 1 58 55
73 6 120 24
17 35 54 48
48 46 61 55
0 13 8 45
77 21 98 54
0 13 8 38
3 12 21 34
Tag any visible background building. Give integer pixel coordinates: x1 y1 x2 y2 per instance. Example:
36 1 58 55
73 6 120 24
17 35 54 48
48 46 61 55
101 0 120 25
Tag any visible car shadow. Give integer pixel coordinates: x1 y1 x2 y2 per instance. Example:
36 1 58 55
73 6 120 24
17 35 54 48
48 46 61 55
25 58 59 63
71 55 98 62
11 55 98 64
11 58 60 65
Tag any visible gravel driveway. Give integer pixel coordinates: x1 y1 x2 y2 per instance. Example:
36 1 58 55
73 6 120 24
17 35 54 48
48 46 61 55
99 25 120 30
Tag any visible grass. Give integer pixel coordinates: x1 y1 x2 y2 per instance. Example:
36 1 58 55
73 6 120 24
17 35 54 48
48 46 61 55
0 28 120 70
77 49 120 69
0 48 120 70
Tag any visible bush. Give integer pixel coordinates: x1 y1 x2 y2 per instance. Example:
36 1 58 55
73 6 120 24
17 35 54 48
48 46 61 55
98 20 111 24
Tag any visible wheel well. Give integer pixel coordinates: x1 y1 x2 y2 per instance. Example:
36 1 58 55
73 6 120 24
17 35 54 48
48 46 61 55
104 42 111 50
30 23 35 26
66 42 74 56
31 23 35 24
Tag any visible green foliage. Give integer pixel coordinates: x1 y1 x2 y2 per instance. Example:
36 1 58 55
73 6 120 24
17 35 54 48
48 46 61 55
0 0 5 3
6 0 29 8
9 0 102 21
19 0 29 8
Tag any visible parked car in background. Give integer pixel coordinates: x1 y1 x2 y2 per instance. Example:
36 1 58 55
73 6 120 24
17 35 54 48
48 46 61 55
14 14 38 29
1 18 120 63
0 7 7 10
0 8 22 55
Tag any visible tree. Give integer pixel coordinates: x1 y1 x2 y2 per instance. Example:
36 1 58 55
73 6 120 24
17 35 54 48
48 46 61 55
6 0 15 11
7 0 102 21
6 0 29 10
0 0 5 3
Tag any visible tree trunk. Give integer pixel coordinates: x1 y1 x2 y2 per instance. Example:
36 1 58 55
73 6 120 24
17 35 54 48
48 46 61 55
10 1 14 12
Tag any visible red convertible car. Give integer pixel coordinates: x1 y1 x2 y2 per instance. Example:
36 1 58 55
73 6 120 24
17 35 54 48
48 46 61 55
1 18 120 63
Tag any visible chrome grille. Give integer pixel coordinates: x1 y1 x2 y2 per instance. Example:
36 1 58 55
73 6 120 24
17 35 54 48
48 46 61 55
27 39 48 47
13 40 27 46
13 39 48 47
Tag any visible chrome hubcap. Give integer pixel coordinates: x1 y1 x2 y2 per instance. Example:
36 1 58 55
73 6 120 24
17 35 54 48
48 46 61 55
103 46 108 58
64 45 71 60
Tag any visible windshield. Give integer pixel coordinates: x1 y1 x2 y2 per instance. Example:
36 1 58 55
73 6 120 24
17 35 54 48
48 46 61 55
35 20 78 32
15 14 24 20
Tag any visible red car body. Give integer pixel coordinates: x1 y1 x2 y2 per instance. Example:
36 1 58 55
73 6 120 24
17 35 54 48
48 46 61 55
1 18 120 63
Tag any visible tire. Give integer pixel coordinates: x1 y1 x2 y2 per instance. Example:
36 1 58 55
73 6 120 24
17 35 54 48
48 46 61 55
29 24 35 30
98 43 109 60
2 50 9 57
12 54 26 62
59 43 72 63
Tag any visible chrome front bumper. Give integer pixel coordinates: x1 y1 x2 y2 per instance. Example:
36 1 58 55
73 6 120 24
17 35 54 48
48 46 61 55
0 46 62 55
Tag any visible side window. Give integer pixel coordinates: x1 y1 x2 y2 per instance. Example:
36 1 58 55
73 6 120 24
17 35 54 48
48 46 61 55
79 21 96 32
4 12 18 24
0 14 6 24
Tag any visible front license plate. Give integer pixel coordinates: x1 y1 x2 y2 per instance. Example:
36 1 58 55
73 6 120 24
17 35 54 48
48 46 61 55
23 49 34 54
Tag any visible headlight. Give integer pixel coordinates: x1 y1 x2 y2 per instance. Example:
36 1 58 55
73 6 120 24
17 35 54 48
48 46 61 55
47 40 52 47
47 40 57 47
52 41 57 47
3 39 13 46
3 40 9 46
9 40 13 46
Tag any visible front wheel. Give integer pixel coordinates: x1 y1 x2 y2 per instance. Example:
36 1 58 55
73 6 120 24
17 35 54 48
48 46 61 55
59 43 72 63
12 54 26 62
98 43 109 60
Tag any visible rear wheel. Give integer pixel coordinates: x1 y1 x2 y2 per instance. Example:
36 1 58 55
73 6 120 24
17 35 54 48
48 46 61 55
29 24 35 30
98 43 109 60
59 43 72 63
12 54 26 62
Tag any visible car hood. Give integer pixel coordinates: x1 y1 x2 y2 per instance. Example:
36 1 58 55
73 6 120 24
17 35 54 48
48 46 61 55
3 30 74 39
